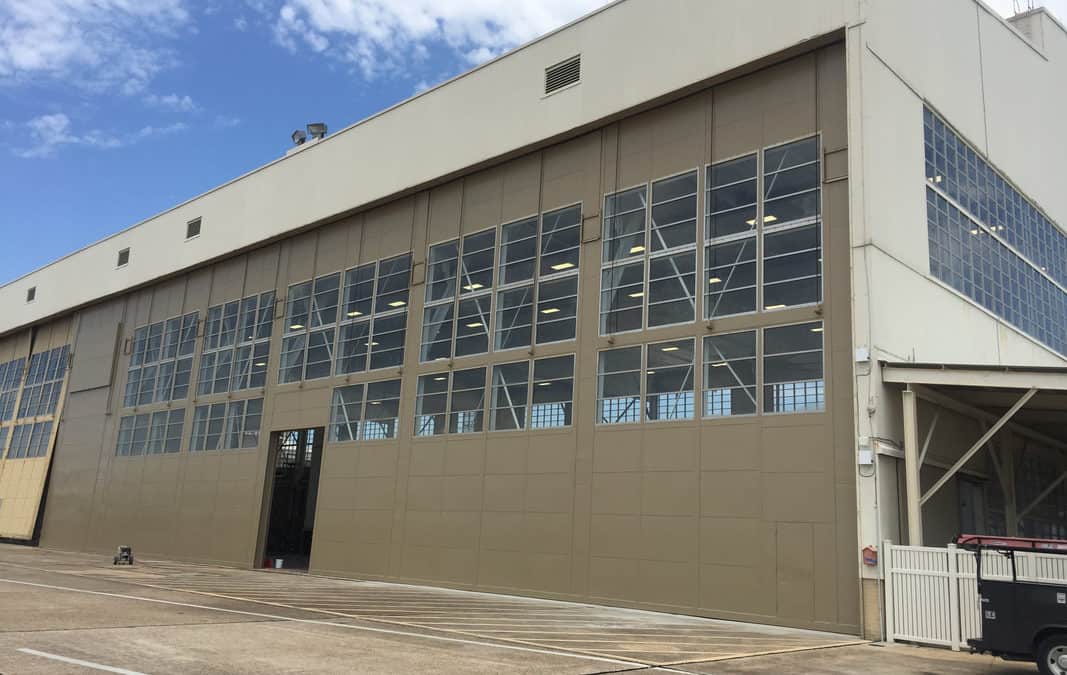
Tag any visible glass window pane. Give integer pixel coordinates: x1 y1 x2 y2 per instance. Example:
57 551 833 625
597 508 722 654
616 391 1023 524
532 355 573 428
703 331 757 417
242 399 263 448
336 320 370 375
304 328 335 380
536 276 577 343
449 367 485 434
603 186 647 262
455 295 491 357
650 171 697 252
500 217 538 285
495 285 533 351
278 334 307 384
763 322 825 413
375 254 411 312
648 251 695 327
219 301 240 348
646 339 694 420
330 384 364 443
540 205 581 275
421 303 454 362
310 273 340 328
460 229 495 294
597 346 641 425
427 240 459 302
600 261 644 334
415 373 449 436
490 361 528 431
705 239 757 318
369 314 406 370
763 224 822 310
343 263 376 319
363 379 401 440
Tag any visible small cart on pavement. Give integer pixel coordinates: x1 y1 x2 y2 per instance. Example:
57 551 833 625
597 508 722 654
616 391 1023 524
956 534 1067 675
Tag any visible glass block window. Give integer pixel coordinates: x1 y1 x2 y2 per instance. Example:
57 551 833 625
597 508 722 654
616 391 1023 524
596 346 642 424
6 421 52 459
924 107 1067 355
16 345 69 418
763 322 825 413
645 338 695 421
703 330 757 417
190 398 263 451
199 292 275 395
124 313 197 407
0 357 25 421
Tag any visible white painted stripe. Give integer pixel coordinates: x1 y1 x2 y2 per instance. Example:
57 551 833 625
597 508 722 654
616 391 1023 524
17 648 147 675
0 578 688 673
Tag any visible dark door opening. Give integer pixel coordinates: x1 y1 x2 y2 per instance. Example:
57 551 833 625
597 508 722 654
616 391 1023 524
263 428 323 570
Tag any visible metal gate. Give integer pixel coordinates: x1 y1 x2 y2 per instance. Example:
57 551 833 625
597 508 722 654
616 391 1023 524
882 540 1067 650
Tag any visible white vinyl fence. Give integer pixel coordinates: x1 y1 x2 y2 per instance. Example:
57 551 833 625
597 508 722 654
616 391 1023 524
882 540 1067 650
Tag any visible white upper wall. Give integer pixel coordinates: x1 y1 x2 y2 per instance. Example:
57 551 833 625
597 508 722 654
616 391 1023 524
0 0 861 336
850 0 1067 367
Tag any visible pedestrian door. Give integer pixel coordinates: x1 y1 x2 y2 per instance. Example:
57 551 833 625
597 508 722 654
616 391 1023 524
262 428 323 570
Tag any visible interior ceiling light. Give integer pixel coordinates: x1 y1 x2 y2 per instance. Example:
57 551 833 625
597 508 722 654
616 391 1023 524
764 215 778 223
630 245 645 254
765 304 786 310
463 283 484 291
811 327 824 333
347 311 363 317
708 277 722 284
551 262 575 271
466 322 484 328
388 300 406 307
541 307 560 314
289 324 304 330
628 292 644 298
711 362 727 368
661 346 679 352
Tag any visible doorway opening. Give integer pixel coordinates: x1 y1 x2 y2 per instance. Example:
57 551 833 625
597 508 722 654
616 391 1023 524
263 428 323 571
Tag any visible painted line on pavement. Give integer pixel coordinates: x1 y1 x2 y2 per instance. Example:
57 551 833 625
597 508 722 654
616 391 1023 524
0 577 688 673
17 648 147 675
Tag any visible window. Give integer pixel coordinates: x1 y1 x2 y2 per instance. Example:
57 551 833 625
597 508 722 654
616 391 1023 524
363 379 401 440
26 287 35 303
125 313 197 407
706 154 758 318
279 273 339 383
117 248 130 267
500 217 537 285
200 292 274 395
330 384 363 442
924 107 1067 355
531 355 573 428
703 331 757 417
762 137 821 310
415 373 449 436
17 345 69 418
495 285 533 350
421 231 495 361
537 276 578 344
414 368 486 435
119 409 184 456
763 322 824 413
6 421 52 459
0 358 25 421
602 173 697 333
645 339 694 421
449 367 486 434
186 218 202 239
334 253 412 375
190 398 262 451
490 361 528 431
597 346 642 424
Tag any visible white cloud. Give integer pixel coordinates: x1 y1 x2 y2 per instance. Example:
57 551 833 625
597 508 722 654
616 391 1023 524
270 0 607 79
13 112 186 158
0 0 190 94
213 114 242 128
145 92 200 112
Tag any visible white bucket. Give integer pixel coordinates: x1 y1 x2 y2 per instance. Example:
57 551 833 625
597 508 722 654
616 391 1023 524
273 558 284 569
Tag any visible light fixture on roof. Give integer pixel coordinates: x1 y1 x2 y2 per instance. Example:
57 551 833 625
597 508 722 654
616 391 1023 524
307 122 328 140
291 129 307 146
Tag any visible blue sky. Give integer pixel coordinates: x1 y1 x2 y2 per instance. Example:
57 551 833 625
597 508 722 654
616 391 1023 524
0 0 1061 286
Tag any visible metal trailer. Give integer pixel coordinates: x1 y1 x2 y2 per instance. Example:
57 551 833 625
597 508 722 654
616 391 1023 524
957 535 1067 675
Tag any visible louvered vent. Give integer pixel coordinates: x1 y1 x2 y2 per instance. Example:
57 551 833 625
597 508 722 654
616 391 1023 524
545 55 580 95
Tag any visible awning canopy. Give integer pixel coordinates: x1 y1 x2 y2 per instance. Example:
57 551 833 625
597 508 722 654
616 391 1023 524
880 361 1067 545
